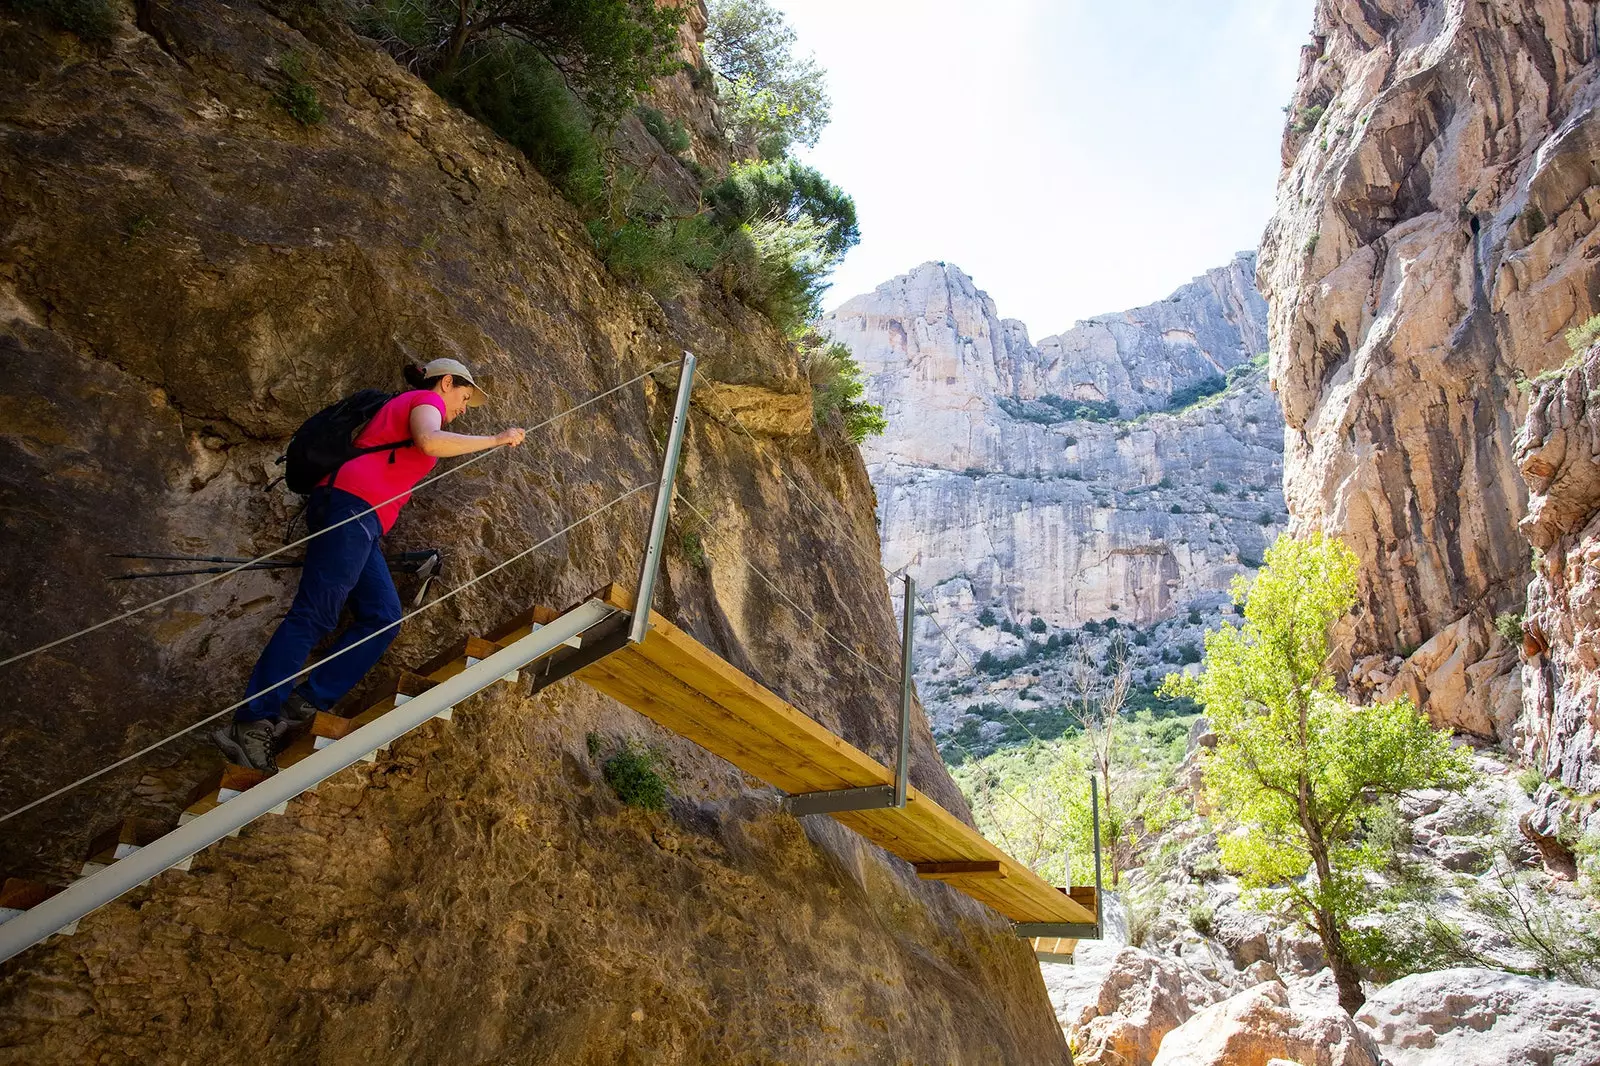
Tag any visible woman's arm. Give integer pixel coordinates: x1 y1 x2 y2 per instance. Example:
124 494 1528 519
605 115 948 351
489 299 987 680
409 404 525 458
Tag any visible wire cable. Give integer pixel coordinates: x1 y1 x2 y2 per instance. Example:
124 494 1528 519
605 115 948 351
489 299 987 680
674 492 900 686
676 490 1079 855
0 481 653 825
0 361 674 670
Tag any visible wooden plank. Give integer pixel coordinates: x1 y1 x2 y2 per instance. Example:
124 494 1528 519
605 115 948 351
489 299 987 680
0 877 61 910
487 604 562 644
591 586 894 786
419 636 501 682
914 861 1005 879
577 653 857 794
86 818 166 865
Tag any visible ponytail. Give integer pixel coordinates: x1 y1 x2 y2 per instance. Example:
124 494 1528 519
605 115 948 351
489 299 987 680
403 363 447 390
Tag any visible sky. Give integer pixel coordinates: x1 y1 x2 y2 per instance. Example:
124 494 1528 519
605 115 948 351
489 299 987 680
775 0 1315 336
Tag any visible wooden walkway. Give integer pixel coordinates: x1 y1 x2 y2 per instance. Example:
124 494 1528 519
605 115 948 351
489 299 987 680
2 583 1094 960
564 584 1097 933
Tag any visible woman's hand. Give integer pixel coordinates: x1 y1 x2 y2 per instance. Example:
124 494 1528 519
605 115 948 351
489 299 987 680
497 427 527 448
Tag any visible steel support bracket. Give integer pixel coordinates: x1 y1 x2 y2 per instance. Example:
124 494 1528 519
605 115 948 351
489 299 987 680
527 609 632 694
1012 922 1101 939
784 784 899 817
787 576 919 819
629 351 696 645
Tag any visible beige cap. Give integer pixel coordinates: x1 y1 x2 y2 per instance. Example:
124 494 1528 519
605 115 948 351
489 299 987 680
420 357 488 407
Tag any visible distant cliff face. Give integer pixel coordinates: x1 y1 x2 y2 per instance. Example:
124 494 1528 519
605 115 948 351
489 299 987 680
821 258 1284 735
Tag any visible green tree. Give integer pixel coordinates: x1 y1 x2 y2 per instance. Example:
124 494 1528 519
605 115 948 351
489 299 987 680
1067 636 1133 886
705 0 831 159
1162 534 1472 1013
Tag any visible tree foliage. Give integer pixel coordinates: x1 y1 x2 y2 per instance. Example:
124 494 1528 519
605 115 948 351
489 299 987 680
357 0 684 123
799 337 885 443
708 159 859 331
1162 533 1473 1013
704 0 830 159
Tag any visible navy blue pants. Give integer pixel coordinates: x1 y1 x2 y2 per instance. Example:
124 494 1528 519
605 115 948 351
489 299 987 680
238 488 402 722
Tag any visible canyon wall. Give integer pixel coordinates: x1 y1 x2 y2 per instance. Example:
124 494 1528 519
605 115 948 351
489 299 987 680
0 3 1069 1061
821 258 1285 735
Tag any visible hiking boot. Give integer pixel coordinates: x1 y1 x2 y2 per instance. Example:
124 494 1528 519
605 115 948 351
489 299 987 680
214 719 278 774
273 691 320 746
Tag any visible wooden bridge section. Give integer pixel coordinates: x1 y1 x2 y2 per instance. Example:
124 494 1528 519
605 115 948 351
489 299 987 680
550 584 1098 932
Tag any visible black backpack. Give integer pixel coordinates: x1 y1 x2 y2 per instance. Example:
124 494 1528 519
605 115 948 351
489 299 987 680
277 389 413 494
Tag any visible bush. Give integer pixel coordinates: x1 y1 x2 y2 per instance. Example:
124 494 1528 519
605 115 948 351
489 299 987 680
1083 620 1103 636
603 741 675 811
636 104 691 155
274 52 325 126
1187 608 1202 625
358 0 684 123
801 337 885 443
1566 313 1600 353
11 0 115 37
587 206 722 300
1257 511 1275 526
1029 617 1048 634
708 160 858 331
679 529 707 569
977 608 998 628
1178 643 1200 664
1166 376 1226 411
1169 504 1183 514
1495 611 1524 646
434 42 606 206
1290 103 1325 133
1212 481 1229 494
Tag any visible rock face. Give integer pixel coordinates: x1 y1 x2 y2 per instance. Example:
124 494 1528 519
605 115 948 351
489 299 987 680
0 3 1068 1062
1256 0 1600 736
1356 968 1600 1066
1517 345 1600 813
821 259 1286 733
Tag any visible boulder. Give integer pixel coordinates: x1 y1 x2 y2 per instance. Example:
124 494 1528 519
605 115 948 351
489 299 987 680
1070 947 1225 1066
1151 982 1380 1066
1356 968 1600 1066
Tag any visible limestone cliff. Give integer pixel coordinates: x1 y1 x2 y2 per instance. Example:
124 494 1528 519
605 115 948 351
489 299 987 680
1256 0 1600 749
1516 343 1600 827
0 3 1068 1061
820 259 1285 737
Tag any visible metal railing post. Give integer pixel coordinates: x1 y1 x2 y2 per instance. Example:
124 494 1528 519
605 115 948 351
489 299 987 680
629 351 697 645
1090 773 1104 936
894 574 915 808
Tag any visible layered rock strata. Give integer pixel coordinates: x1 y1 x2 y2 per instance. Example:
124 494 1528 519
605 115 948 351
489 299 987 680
1256 0 1600 741
821 258 1285 733
0 2 1068 1061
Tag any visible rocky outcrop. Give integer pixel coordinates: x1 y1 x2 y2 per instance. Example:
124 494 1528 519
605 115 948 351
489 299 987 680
1070 948 1226 1066
1149 982 1380 1066
821 259 1285 733
1257 0 1600 730
0 2 1069 1061
1356 968 1600 1066
1517 344 1600 820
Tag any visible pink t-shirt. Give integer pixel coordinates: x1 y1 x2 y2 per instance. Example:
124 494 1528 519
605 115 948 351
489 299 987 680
323 390 446 531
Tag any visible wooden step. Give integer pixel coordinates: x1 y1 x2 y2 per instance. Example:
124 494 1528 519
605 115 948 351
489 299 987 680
0 877 76 935
486 604 562 644
180 764 274 827
81 817 187 877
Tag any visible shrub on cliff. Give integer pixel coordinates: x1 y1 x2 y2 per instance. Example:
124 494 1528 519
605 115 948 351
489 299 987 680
357 0 683 124
7 0 115 39
1161 534 1474 1013
705 0 830 160
800 337 885 443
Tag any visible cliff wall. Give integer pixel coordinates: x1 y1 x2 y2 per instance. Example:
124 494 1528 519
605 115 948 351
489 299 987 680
1257 0 1600 751
0 3 1068 1061
820 260 1285 737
